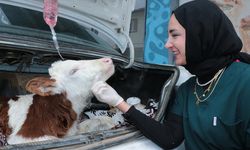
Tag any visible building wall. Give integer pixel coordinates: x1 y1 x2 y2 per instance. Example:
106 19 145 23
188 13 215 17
129 9 145 50
129 9 145 61
179 0 250 53
143 0 171 65
129 0 179 64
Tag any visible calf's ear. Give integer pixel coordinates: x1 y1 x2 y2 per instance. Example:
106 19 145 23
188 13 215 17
25 77 56 96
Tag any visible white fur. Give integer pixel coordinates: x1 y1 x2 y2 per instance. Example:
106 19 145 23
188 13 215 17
6 58 114 145
8 95 34 135
78 116 115 133
48 59 114 114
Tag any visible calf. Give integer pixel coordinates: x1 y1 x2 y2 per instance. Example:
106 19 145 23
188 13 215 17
0 58 114 145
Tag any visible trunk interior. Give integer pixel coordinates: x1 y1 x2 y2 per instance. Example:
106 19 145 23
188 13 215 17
0 49 178 149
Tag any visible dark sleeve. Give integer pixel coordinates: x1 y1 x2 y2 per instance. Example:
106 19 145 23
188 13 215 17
123 106 184 149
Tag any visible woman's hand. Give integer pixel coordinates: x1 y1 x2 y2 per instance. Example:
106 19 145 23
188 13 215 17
91 81 124 107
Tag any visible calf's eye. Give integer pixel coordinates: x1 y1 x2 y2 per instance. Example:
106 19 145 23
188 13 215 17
69 68 79 75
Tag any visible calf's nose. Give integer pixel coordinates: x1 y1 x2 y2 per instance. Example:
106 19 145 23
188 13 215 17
100 58 113 64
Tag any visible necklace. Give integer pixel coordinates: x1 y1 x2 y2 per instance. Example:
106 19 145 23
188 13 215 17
196 76 214 86
194 68 225 105
196 68 224 86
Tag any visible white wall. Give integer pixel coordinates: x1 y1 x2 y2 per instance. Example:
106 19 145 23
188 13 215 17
129 9 145 50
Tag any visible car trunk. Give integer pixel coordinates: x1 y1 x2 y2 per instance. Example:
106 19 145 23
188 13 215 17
0 48 179 149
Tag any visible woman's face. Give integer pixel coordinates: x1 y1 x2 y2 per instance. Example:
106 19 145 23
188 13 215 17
165 14 186 65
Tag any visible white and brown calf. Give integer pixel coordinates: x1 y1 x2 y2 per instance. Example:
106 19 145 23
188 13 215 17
0 58 114 145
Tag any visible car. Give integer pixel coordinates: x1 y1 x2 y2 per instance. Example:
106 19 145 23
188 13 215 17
0 0 185 149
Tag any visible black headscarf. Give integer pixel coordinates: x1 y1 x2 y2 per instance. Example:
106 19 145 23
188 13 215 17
173 0 250 82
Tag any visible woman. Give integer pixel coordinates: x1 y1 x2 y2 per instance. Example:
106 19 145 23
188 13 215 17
91 1 250 149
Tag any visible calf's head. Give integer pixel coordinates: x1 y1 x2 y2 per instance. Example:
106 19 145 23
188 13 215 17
26 58 114 100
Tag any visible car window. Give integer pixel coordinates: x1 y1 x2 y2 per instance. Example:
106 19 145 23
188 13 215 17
0 3 121 56
0 4 96 42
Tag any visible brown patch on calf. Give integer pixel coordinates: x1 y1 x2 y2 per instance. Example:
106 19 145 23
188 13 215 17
25 77 56 96
0 100 12 136
17 94 77 138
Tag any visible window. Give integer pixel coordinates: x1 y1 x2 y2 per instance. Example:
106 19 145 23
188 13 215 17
130 18 138 33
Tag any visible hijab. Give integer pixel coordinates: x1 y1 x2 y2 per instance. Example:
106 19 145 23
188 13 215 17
173 0 250 82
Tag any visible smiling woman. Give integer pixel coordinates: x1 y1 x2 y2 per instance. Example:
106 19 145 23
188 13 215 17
165 14 186 66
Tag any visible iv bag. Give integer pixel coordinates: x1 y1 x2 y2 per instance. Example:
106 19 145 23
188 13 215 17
43 0 58 27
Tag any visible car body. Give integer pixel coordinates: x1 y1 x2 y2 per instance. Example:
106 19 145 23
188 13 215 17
0 0 183 149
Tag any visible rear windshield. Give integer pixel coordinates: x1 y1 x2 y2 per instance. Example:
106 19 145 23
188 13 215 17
0 3 120 55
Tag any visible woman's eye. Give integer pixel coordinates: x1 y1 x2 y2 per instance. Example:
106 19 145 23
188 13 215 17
172 34 179 37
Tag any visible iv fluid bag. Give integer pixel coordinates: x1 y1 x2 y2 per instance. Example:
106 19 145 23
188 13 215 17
43 0 58 27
